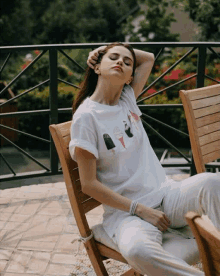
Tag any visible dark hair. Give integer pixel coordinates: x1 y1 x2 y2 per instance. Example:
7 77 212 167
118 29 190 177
72 42 136 113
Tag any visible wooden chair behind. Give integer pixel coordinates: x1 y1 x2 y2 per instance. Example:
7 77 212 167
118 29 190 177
180 84 220 173
49 121 143 276
185 212 220 276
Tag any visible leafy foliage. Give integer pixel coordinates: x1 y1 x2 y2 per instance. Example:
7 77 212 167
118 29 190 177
123 0 179 43
173 0 220 41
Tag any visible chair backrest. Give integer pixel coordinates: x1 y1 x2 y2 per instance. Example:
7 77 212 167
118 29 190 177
49 121 102 239
180 84 220 173
185 211 220 276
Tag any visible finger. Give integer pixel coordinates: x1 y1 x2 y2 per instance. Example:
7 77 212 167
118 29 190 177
164 215 171 225
87 61 94 69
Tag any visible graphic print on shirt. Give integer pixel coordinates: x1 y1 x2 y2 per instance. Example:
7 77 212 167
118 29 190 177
113 126 126 148
123 120 133 137
129 110 140 131
103 134 116 154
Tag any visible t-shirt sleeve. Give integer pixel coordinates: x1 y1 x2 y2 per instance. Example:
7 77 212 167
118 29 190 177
69 113 98 162
121 84 142 116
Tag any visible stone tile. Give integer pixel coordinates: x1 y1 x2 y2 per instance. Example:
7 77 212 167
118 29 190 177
0 249 13 261
0 189 20 198
8 214 31 223
62 223 79 234
30 214 53 225
52 182 66 189
55 233 79 253
51 253 77 265
0 230 23 249
37 207 70 216
3 221 31 232
42 200 70 209
4 273 36 276
14 202 41 215
22 231 60 243
0 198 11 205
0 221 6 229
0 259 8 271
24 222 48 233
46 215 68 226
45 263 74 275
17 240 56 252
13 191 47 200
46 221 64 233
0 212 12 221
86 215 102 227
26 252 51 274
6 250 32 273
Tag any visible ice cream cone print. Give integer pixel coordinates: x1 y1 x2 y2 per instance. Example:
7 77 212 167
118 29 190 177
129 112 139 131
130 110 140 122
113 126 126 148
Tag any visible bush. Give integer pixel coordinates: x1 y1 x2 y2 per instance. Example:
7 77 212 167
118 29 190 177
17 82 78 149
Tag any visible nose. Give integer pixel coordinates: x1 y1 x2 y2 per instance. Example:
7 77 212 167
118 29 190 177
116 58 123 65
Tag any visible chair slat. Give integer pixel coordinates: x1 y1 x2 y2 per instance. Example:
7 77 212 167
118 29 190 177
197 121 220 137
187 84 220 100
201 139 220 155
78 191 92 203
57 121 72 137
196 112 220 128
191 95 220 110
83 198 102 213
63 135 71 149
199 130 220 146
194 103 220 119
203 150 220 164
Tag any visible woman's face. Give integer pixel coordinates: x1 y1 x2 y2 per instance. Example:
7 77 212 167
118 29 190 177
95 46 134 85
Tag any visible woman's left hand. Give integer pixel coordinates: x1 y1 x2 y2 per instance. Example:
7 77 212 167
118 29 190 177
87 46 106 69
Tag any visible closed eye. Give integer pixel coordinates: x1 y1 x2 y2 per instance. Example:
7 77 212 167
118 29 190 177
109 53 132 66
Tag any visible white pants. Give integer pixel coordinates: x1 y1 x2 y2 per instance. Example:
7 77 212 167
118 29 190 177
114 172 220 276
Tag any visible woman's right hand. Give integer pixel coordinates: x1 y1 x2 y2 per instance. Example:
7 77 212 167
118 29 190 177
135 203 171 232
87 46 106 69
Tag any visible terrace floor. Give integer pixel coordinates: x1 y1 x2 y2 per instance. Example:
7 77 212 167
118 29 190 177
0 174 203 276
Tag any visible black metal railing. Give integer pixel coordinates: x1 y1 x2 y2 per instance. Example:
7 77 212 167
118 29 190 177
0 42 220 182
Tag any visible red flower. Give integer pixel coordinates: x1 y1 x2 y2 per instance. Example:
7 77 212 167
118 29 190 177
148 88 156 94
164 69 182 80
21 64 27 70
34 50 40 55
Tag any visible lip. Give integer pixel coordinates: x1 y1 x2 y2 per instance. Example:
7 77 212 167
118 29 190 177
112 66 123 72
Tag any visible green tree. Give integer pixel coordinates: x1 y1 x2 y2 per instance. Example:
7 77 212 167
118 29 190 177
177 0 220 41
0 0 139 46
123 0 179 43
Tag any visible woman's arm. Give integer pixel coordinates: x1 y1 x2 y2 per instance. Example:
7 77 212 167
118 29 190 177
75 146 170 232
130 49 155 99
87 46 154 99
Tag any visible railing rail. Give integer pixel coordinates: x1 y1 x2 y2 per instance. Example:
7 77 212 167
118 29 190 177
0 42 220 182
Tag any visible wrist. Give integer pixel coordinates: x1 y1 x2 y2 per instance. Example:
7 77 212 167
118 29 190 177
134 203 145 217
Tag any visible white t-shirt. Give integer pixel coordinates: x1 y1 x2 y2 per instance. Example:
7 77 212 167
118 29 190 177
69 84 173 239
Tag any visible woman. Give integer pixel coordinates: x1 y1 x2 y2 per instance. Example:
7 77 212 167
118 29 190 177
69 42 220 275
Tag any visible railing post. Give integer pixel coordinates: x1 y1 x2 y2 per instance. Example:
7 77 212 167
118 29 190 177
190 46 207 176
49 49 59 174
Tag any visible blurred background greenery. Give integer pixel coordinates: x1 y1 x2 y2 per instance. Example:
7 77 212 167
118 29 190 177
0 0 220 150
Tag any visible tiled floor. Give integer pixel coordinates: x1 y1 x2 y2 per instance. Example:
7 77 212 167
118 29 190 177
0 174 202 276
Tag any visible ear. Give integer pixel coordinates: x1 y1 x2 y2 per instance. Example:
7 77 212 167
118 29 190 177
94 64 101 75
126 76 133 85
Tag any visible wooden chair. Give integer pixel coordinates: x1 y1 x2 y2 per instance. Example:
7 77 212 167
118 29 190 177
185 211 220 276
49 121 200 276
180 84 220 173
49 121 143 276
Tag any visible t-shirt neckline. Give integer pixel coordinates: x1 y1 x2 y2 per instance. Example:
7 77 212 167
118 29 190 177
87 97 122 111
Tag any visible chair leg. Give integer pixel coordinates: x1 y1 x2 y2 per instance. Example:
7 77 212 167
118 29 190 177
121 268 143 276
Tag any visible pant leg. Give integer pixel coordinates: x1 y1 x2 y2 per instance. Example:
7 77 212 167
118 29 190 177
162 172 220 230
113 215 204 276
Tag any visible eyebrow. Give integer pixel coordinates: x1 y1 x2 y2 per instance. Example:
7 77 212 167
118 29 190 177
110 52 133 62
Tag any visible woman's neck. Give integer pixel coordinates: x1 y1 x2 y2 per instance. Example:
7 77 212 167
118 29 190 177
90 80 125 106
